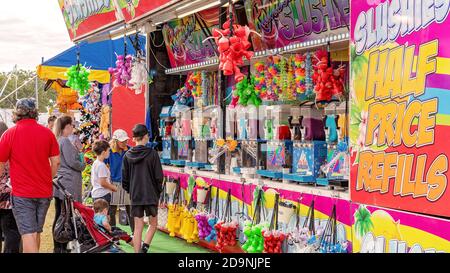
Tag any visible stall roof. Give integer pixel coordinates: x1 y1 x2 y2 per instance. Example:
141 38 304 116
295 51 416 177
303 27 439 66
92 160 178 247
37 35 146 84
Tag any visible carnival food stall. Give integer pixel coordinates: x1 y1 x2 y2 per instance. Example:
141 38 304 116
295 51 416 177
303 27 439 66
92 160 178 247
55 0 450 253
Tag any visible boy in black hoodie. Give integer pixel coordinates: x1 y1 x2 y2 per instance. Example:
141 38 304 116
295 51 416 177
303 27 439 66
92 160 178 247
122 124 163 253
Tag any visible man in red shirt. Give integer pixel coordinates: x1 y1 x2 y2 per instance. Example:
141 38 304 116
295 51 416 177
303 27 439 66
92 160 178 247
0 98 60 253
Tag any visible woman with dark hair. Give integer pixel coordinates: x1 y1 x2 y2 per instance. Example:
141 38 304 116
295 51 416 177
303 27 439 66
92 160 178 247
52 115 85 253
0 121 21 253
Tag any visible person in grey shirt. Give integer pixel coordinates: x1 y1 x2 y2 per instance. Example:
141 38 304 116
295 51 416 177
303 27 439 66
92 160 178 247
52 115 85 253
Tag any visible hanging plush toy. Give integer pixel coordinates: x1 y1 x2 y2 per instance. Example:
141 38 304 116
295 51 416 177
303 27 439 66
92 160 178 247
210 18 254 82
242 221 267 253
214 220 238 252
234 77 261 107
195 213 212 240
312 49 345 101
262 229 286 253
129 56 147 94
205 217 218 242
108 54 133 87
66 64 91 96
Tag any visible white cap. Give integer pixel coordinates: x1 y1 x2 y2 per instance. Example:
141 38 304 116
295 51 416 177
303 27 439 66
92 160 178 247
112 129 130 142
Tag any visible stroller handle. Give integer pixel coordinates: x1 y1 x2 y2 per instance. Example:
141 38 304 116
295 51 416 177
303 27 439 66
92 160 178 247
53 176 72 198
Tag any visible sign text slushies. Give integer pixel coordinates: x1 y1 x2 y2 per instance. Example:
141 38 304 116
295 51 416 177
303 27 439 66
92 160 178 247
350 0 450 217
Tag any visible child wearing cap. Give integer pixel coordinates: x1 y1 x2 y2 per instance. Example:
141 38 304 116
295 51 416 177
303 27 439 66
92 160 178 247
122 124 163 253
106 129 133 232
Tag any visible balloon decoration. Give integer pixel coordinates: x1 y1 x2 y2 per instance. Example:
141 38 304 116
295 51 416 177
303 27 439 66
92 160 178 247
312 49 346 101
210 17 254 82
66 64 91 96
109 54 133 87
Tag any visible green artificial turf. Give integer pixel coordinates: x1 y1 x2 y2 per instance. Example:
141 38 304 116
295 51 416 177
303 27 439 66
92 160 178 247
116 224 211 253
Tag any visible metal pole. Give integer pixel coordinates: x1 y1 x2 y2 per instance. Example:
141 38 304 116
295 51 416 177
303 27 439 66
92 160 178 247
14 74 18 100
35 76 39 110
217 6 228 174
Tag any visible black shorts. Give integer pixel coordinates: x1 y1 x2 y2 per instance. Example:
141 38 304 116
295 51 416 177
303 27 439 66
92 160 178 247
131 205 158 218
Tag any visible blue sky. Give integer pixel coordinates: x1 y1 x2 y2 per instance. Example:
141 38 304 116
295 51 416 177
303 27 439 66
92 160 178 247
0 0 73 71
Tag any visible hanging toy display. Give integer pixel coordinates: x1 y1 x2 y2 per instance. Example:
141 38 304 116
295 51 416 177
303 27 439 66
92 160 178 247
129 56 147 94
204 187 219 242
262 194 286 253
167 184 184 237
195 212 211 240
318 203 348 253
214 189 238 252
234 76 261 107
180 202 199 243
172 73 194 106
208 3 254 83
242 188 267 253
129 34 147 94
312 48 345 102
195 186 212 240
66 64 91 96
109 54 133 87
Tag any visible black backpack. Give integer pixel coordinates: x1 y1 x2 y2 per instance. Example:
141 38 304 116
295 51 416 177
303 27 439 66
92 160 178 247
53 196 75 243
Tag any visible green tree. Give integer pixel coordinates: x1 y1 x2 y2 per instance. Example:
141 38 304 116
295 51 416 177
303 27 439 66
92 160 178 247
0 69 57 112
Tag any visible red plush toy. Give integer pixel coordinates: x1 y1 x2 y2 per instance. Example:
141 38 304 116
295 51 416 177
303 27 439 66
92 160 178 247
263 230 286 253
214 220 238 252
212 19 254 83
312 49 345 101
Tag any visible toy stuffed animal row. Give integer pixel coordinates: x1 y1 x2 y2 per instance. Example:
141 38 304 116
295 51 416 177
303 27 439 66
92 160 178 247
180 207 199 243
166 204 184 237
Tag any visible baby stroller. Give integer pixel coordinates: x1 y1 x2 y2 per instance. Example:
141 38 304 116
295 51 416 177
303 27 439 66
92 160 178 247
53 177 132 253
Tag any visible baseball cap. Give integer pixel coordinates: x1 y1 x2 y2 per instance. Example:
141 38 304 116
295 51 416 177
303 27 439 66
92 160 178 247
132 124 148 138
16 98 37 111
112 129 130 142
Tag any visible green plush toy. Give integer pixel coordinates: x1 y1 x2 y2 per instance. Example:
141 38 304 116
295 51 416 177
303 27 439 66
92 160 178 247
235 77 262 107
66 64 91 96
